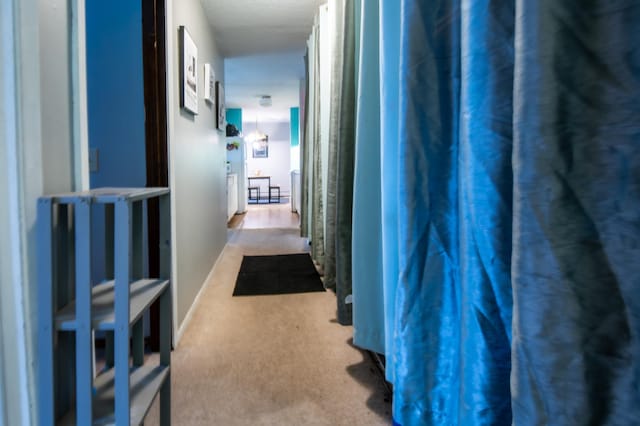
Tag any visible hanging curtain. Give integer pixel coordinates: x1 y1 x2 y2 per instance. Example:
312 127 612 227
301 21 317 241
310 17 326 265
302 4 356 325
334 0 358 325
457 0 514 423
385 0 640 425
393 0 463 423
379 0 401 384
300 49 310 239
351 0 385 354
511 2 640 424
324 0 347 292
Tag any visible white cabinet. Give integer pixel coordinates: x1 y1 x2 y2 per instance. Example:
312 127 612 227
291 170 301 213
227 173 238 221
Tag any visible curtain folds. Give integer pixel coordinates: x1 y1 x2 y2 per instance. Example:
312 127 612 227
511 2 640 423
324 0 346 292
303 1 357 324
458 0 514 423
300 50 311 239
311 19 325 266
305 2 640 424
393 1 462 423
352 0 385 354
334 0 358 325
388 0 639 425
379 0 401 384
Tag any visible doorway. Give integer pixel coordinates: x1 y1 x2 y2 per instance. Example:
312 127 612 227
142 0 168 351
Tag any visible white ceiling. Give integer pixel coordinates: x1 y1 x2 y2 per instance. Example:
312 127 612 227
202 0 324 122
224 51 304 122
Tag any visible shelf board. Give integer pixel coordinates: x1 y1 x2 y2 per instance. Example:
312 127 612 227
56 279 169 331
57 364 170 426
90 187 170 203
45 187 170 204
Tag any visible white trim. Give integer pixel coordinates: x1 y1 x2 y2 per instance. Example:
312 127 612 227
70 0 90 191
0 0 40 423
174 250 225 345
0 3 15 423
4 107 32 426
0 346 5 425
165 0 180 343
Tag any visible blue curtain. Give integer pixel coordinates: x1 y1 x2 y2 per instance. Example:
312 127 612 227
458 0 514 423
383 0 640 425
379 0 401 384
394 0 463 423
352 0 385 354
511 1 640 423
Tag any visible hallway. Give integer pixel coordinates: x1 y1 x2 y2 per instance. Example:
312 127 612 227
147 205 391 425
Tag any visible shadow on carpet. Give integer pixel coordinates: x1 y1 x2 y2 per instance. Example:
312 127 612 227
233 253 326 296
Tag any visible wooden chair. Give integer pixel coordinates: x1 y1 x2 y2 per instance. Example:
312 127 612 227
268 186 280 203
248 187 260 203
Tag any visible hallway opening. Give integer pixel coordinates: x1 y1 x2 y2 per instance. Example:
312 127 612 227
147 204 392 425
228 202 299 231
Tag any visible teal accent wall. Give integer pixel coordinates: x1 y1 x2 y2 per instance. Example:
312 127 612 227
226 108 243 131
290 107 300 146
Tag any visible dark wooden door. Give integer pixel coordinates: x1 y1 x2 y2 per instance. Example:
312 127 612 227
142 0 168 351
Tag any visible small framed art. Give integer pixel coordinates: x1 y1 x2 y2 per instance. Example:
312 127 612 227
216 81 226 130
203 63 215 103
179 26 198 114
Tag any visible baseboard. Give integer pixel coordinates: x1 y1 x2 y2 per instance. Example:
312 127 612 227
174 249 225 346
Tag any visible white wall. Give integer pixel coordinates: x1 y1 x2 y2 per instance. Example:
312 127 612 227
167 0 227 335
244 120 292 195
1 0 86 423
39 1 75 193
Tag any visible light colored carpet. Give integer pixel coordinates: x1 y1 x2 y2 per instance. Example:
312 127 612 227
145 228 391 425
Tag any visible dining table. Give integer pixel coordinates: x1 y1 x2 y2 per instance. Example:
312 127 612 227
247 176 271 202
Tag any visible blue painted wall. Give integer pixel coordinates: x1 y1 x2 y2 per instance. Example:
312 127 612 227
226 108 243 132
86 0 146 188
290 107 300 146
86 1 147 282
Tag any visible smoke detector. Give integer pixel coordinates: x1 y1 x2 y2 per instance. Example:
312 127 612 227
259 95 272 107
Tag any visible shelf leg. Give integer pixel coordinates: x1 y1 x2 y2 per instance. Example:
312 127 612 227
132 201 145 367
159 285 171 425
132 201 144 279
37 199 55 426
115 200 132 425
105 204 114 280
75 198 93 425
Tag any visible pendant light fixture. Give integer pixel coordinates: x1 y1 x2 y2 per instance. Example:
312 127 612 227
246 117 267 145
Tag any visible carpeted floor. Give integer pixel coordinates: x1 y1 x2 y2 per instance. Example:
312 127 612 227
145 227 391 425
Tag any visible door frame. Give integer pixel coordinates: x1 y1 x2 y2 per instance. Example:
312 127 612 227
142 0 170 350
1 0 89 423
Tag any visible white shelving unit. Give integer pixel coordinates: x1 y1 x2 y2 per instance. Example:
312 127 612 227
38 188 172 426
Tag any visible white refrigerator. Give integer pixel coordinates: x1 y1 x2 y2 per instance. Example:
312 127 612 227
226 137 247 213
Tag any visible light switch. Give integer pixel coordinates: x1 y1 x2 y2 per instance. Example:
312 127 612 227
89 148 99 172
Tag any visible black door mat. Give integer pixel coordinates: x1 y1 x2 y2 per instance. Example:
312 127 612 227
233 253 325 296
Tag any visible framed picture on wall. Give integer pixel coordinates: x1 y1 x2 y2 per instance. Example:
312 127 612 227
252 136 269 158
179 26 198 114
203 63 215 103
216 81 226 130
